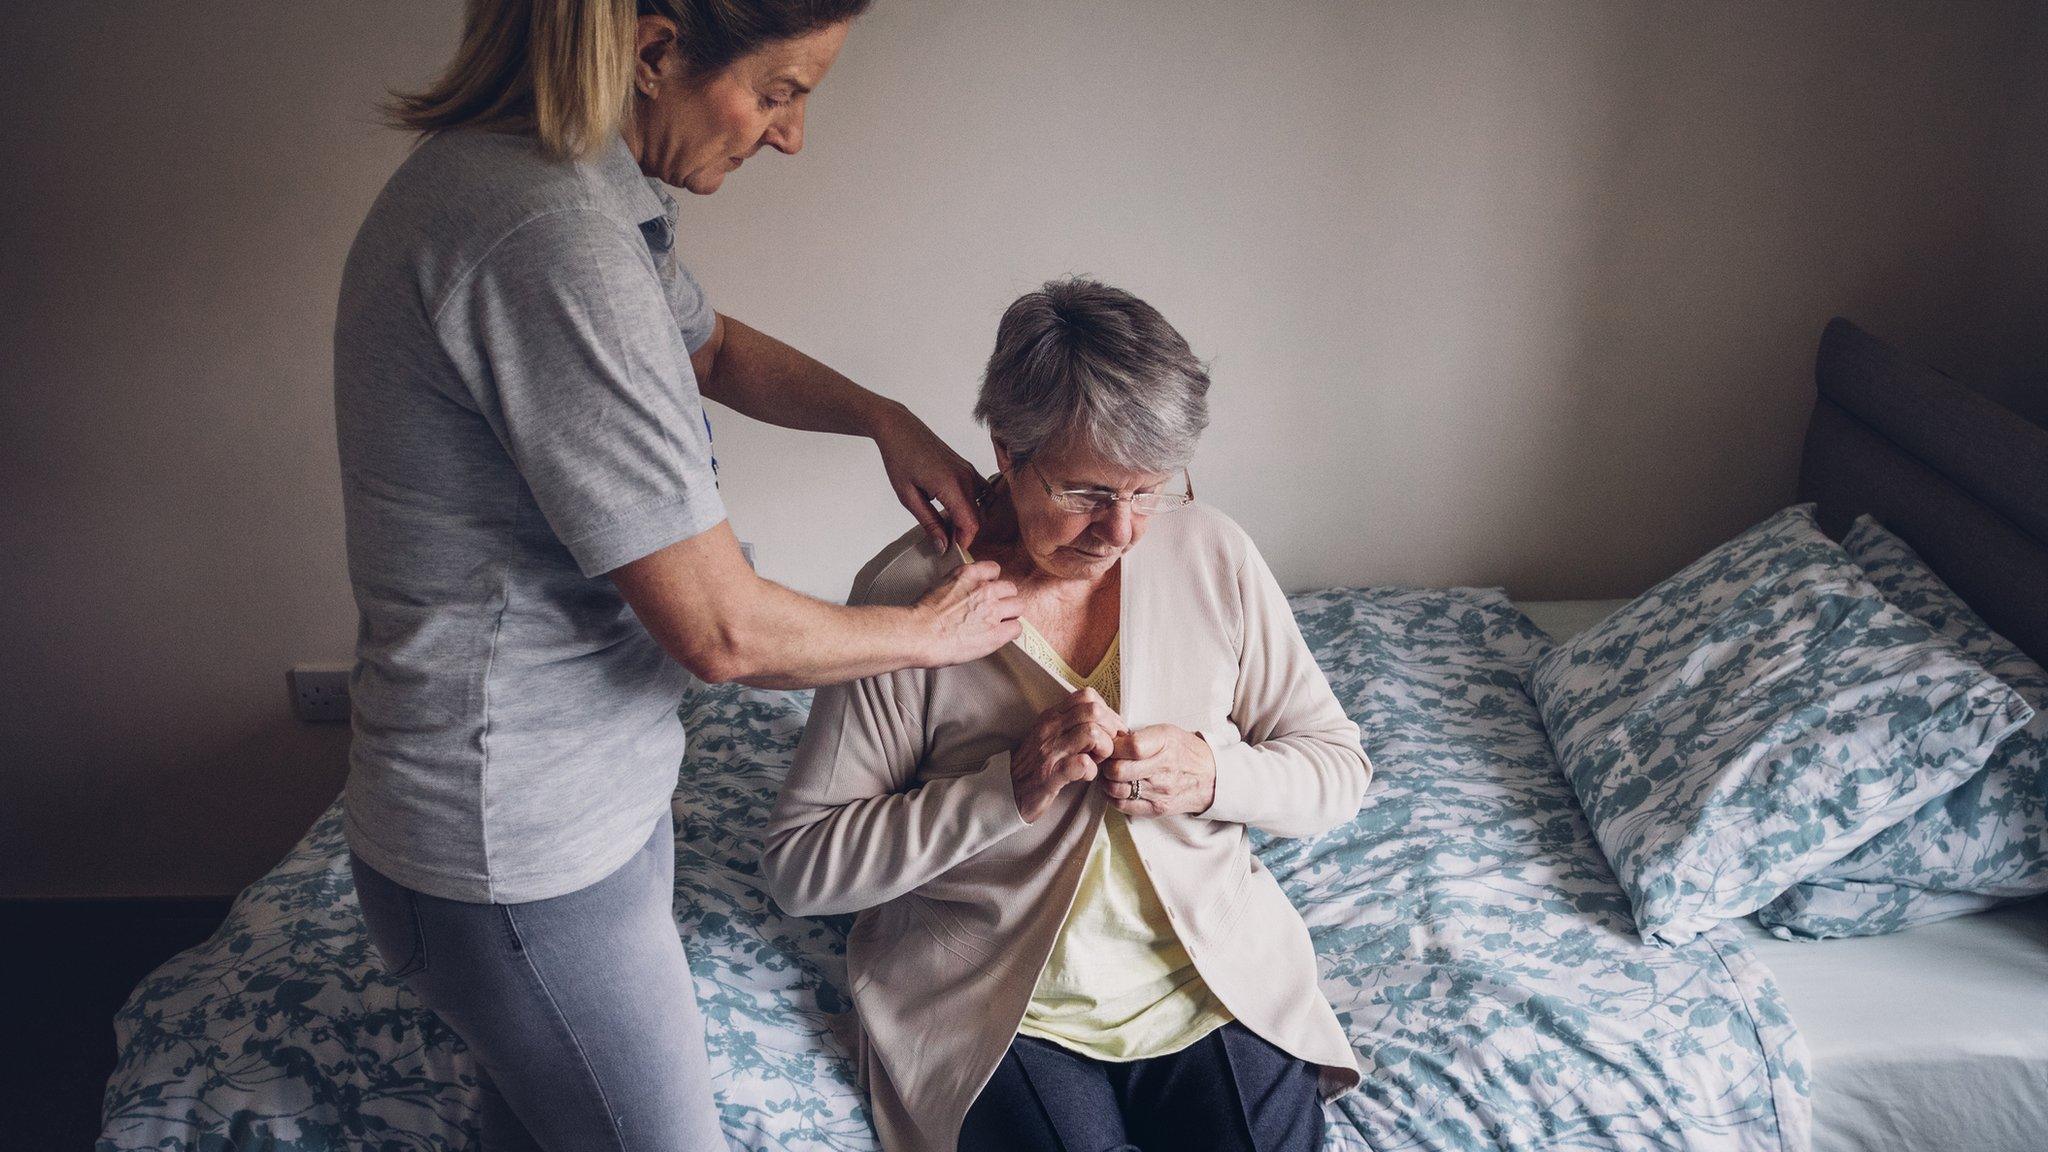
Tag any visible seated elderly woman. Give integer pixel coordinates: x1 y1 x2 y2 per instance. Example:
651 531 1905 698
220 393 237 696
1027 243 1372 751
760 278 1369 1152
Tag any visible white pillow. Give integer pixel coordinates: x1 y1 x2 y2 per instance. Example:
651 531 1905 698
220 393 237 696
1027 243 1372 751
1527 505 2033 945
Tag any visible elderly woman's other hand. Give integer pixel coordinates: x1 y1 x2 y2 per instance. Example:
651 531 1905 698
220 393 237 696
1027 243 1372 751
1100 726 1217 818
1012 687 1125 823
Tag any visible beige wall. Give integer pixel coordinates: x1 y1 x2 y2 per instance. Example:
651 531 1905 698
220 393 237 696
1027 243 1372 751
3 1 2042 897
1968 0 2048 426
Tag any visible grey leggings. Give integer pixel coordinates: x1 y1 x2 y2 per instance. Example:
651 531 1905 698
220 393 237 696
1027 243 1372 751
350 812 726 1152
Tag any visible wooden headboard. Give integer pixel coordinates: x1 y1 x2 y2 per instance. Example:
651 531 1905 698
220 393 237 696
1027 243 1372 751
1799 318 2048 665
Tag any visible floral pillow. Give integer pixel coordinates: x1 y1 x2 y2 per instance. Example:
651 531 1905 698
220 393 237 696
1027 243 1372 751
1758 516 2048 939
1527 505 2034 946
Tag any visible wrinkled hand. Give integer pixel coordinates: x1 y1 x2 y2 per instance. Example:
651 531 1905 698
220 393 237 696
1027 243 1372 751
874 406 987 553
1013 688 1126 824
1099 725 1217 818
911 560 1021 668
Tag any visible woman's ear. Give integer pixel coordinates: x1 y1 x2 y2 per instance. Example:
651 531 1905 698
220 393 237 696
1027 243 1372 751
635 14 680 86
992 439 1013 474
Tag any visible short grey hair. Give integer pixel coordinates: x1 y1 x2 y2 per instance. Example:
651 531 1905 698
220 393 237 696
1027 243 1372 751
973 278 1210 473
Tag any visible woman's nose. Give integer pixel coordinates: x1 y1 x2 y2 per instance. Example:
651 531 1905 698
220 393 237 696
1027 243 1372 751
765 104 805 155
1094 502 1136 546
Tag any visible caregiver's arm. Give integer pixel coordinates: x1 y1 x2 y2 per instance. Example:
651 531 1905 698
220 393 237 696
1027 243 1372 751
1194 534 1372 839
610 522 1018 688
692 313 985 551
758 664 1031 918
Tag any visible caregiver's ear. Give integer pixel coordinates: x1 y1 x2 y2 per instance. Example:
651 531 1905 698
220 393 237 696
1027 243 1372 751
992 439 1014 473
635 14 681 84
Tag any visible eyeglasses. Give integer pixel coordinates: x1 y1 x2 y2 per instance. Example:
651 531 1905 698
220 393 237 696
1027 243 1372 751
1024 461 1195 516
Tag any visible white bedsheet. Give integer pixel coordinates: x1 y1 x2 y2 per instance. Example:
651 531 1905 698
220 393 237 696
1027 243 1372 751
1521 597 2048 1152
1736 904 2048 1152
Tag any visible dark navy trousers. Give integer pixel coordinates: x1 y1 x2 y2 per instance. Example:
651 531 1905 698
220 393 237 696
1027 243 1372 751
958 1022 1323 1152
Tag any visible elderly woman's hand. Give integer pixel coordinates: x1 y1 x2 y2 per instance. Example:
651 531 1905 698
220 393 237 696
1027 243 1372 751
1099 725 1217 818
1012 687 1125 824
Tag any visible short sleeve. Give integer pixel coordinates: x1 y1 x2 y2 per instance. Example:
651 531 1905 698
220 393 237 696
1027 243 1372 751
436 208 726 577
665 255 717 354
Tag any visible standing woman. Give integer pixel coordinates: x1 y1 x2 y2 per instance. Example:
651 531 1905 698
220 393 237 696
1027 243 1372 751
333 2 1019 1148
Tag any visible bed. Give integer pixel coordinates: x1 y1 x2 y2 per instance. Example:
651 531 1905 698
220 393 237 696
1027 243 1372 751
1530 602 2048 1152
100 319 2047 1152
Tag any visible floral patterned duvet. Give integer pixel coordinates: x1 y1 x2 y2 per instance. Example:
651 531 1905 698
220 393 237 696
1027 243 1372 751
101 587 1810 1152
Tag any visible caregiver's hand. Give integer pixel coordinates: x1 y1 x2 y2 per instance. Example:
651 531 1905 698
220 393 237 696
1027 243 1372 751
912 560 1023 667
873 405 986 553
1012 688 1125 824
1100 725 1217 818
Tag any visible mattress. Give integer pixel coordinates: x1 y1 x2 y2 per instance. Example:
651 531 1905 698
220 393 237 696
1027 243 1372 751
1523 598 2048 1152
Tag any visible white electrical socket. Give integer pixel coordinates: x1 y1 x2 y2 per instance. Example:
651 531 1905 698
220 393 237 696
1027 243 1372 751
288 663 353 723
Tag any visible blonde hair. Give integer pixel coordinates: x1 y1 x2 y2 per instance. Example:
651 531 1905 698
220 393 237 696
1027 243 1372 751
388 0 872 163
388 0 637 162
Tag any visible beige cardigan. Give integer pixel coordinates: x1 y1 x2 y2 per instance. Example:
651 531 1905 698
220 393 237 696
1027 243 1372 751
760 504 1369 1152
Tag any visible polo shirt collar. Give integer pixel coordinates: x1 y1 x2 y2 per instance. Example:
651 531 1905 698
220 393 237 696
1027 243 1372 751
597 134 678 249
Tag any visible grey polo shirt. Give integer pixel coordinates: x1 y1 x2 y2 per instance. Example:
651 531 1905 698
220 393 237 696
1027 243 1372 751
334 129 724 903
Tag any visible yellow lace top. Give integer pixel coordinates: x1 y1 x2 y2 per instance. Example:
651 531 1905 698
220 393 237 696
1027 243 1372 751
1010 618 1234 1061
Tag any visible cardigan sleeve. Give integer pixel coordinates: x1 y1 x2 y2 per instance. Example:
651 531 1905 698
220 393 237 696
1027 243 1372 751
757 568 1031 918
1196 534 1372 838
